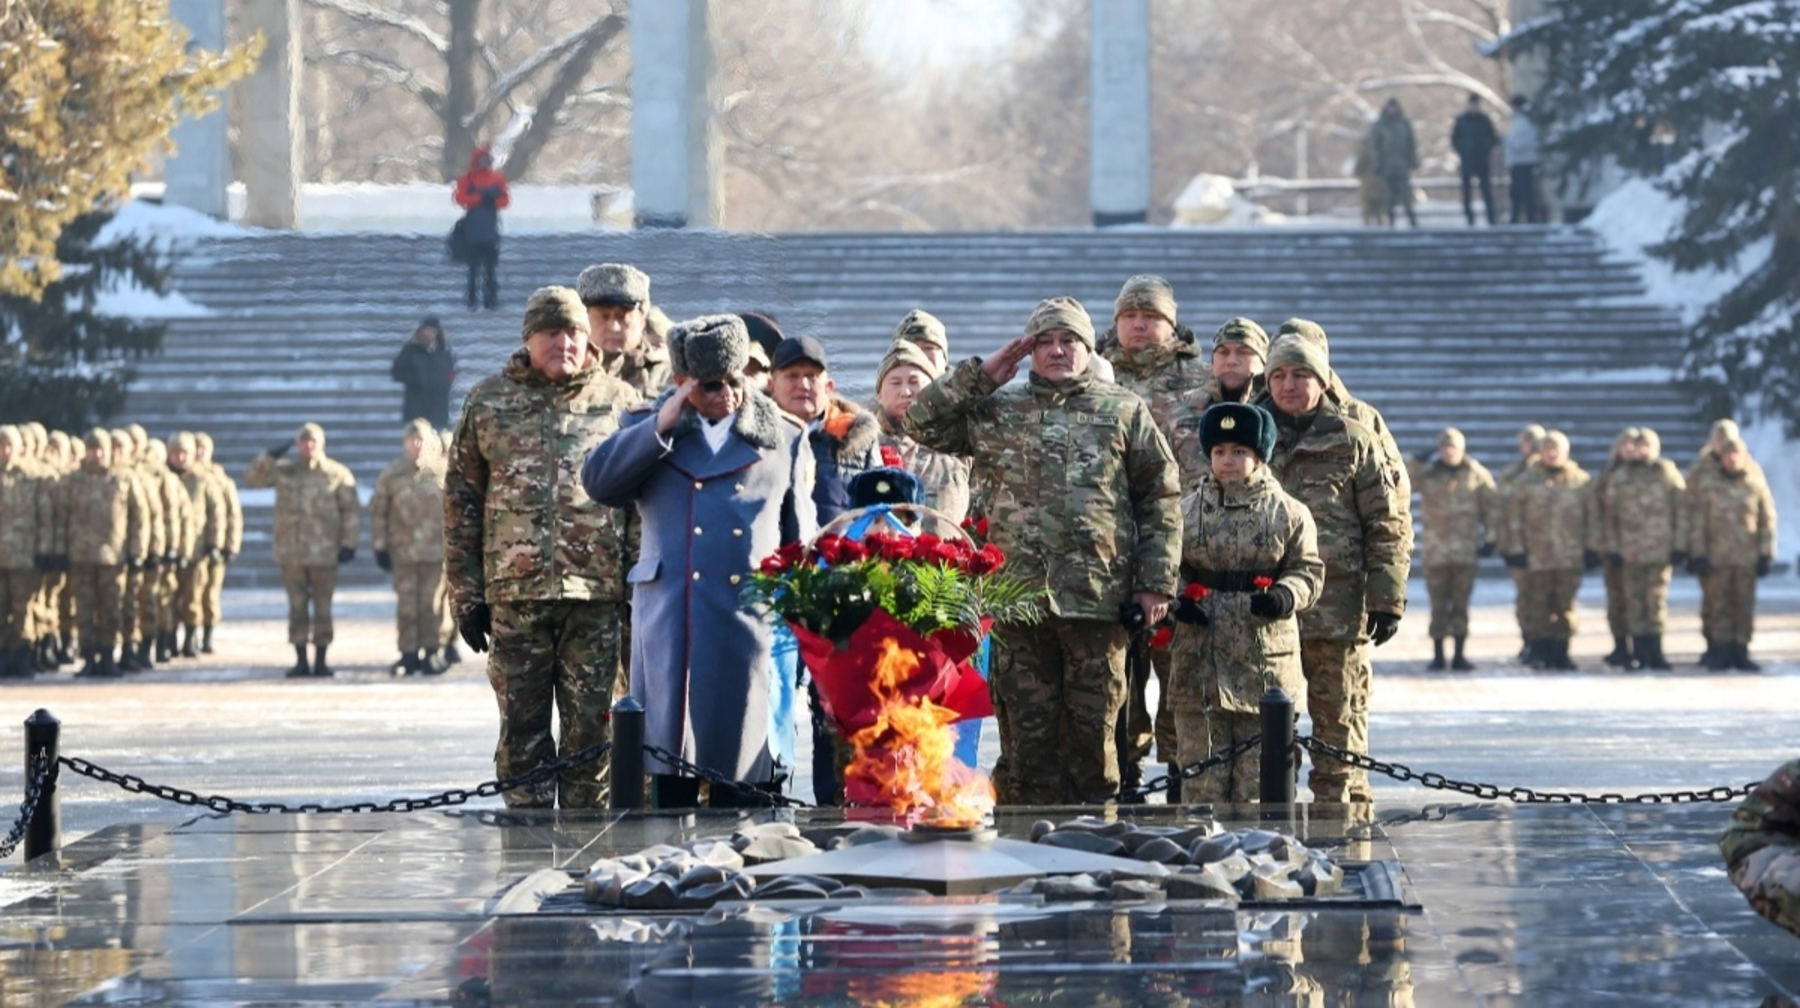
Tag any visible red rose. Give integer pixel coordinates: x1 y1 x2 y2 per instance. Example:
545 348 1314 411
976 516 989 538
1253 576 1275 591
879 444 902 468
1149 625 1174 649
966 543 1004 575
884 536 917 561
1183 582 1209 601
759 554 786 575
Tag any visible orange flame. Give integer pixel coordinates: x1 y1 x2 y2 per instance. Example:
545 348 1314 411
844 637 995 824
850 969 994 1007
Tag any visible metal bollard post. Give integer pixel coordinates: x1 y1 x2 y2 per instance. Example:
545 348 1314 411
24 708 61 862
1259 689 1296 807
609 696 645 810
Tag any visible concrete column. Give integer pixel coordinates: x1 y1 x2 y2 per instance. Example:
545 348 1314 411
163 0 230 219
240 0 302 228
1089 0 1151 227
631 0 720 229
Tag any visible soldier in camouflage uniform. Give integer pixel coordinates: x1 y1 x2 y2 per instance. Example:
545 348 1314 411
446 287 642 808
1274 318 1410 499
1495 424 1545 658
1170 403 1323 804
144 438 195 663
1687 434 1777 671
37 429 76 668
1095 275 1211 792
168 432 226 659
113 427 160 671
63 429 144 678
1595 427 1686 670
1721 758 1800 939
1503 430 1598 671
1594 431 1633 667
245 422 361 678
0 427 46 678
873 341 970 522
1686 419 1767 667
905 296 1182 805
891 308 951 374
1253 335 1412 804
576 263 672 398
371 419 450 676
1408 428 1498 671
193 431 242 652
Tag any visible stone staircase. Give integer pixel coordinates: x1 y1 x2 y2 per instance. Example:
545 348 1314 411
126 226 1699 587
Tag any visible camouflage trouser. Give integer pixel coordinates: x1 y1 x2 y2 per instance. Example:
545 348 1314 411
68 563 125 650
203 556 228 625
1622 562 1671 635
1300 637 1370 803
1602 560 1627 638
1173 704 1262 805
133 562 160 641
392 561 448 653
1425 564 1476 640
56 569 73 639
487 599 622 809
0 568 34 648
1509 566 1530 642
155 564 182 634
281 564 338 646
1701 565 1757 645
1722 760 1800 938
1524 568 1582 640
990 617 1127 806
1122 646 1179 767
177 560 210 627
121 567 144 643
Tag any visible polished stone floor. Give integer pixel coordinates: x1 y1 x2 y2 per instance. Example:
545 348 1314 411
1 801 1795 1006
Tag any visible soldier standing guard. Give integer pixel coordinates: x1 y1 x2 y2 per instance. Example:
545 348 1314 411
64 429 144 678
1503 430 1598 671
371 420 450 676
245 423 361 678
1595 427 1685 670
1409 428 1499 671
193 432 242 652
1686 419 1768 667
113 427 159 671
905 296 1182 805
1170 404 1323 804
144 438 195 664
576 262 672 397
1687 434 1777 671
0 427 45 678
169 432 226 659
445 287 643 809
1254 335 1411 804
1495 424 1545 659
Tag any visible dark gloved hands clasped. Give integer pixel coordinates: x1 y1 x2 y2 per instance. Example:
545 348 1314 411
1248 585 1296 620
1366 611 1402 647
1118 600 1148 634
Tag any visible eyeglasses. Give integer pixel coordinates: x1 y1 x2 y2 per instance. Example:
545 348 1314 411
698 378 741 393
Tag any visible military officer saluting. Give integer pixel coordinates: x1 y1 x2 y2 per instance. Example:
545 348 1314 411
245 422 361 678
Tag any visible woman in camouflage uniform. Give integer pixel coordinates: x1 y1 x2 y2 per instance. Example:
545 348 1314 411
872 341 969 523
1170 403 1323 804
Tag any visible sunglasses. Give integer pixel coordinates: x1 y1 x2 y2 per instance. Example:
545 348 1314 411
698 378 741 393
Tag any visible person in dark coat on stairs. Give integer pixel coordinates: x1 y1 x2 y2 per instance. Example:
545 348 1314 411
390 316 457 428
452 146 509 311
1451 93 1499 226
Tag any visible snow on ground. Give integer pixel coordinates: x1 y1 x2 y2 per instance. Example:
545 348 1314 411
99 197 251 246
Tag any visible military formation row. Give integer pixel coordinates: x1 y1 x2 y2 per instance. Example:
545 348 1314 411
1412 417 1777 674
0 424 241 679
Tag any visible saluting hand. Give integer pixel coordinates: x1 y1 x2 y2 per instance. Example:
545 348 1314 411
656 378 699 435
980 335 1036 386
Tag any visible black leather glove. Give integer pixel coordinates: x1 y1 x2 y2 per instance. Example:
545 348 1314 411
1582 549 1602 572
1477 542 1496 559
458 603 492 654
375 550 392 572
1756 556 1772 578
1366 611 1402 647
1117 599 1148 634
1172 596 1208 626
336 547 355 565
127 557 144 571
142 556 159 570
1505 554 1527 569
1669 551 1687 569
220 549 234 563
204 546 223 562
1248 585 1296 619
268 441 291 458
1689 556 1712 577
1606 552 1623 569
33 554 52 572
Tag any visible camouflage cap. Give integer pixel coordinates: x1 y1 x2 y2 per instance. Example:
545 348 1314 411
87 427 112 451
1114 274 1177 326
1541 429 1570 453
109 429 130 453
892 309 948 352
1199 403 1278 462
0 425 18 447
1710 418 1741 444
1718 435 1747 454
173 431 197 454
194 431 214 451
48 430 71 450
1634 426 1662 458
1265 334 1330 381
668 314 750 381
1518 423 1546 444
1024 296 1096 349
877 340 941 388
296 421 326 444
126 423 148 446
22 421 45 439
575 263 650 307
520 286 590 342
1439 427 1465 448
1276 317 1330 351
1213 316 1270 358
403 418 436 441
146 438 167 463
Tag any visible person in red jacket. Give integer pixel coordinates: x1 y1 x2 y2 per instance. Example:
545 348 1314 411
453 146 510 311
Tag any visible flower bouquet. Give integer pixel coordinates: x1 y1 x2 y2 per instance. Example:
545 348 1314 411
742 506 1044 819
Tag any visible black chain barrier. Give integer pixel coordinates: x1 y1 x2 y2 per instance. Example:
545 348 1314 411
641 744 815 809
54 742 613 816
1 751 54 860
1298 736 1756 804
1118 734 1263 802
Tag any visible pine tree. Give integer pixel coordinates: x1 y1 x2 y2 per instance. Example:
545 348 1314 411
1515 1 1800 433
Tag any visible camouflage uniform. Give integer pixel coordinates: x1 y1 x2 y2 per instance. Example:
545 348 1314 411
1595 438 1685 667
1275 319 1411 502
244 433 361 650
1593 436 1631 659
1720 758 1800 938
197 435 243 642
1170 465 1323 803
1408 448 1498 647
172 436 228 653
604 346 672 399
370 426 449 657
1686 453 1777 664
0 428 45 676
445 308 643 809
905 346 1183 805
62 432 145 672
1494 430 1543 653
115 431 161 666
1504 456 1596 663
145 440 196 657
876 411 970 523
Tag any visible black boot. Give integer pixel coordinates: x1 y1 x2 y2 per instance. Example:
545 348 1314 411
24 637 46 672
1164 763 1183 805
422 648 447 675
389 653 412 677
140 638 158 668
1705 641 1733 672
1603 635 1632 668
1450 636 1474 671
1699 635 1717 669
312 645 334 678
153 631 171 663
1118 759 1146 804
200 624 215 654
444 641 463 665
96 646 121 678
75 647 99 678
1733 643 1761 672
56 630 75 665
1635 635 1668 671
285 644 311 678
1522 639 1548 670
1428 638 1446 671
180 625 198 658
118 639 144 672
0 647 17 679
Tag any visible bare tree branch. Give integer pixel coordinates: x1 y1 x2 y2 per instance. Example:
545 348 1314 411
303 0 447 53
500 13 624 178
314 46 446 116
464 11 623 132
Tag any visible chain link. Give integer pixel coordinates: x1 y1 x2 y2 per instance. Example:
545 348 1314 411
1298 736 1756 804
1118 734 1263 802
1 751 54 860
641 745 815 809
54 742 612 816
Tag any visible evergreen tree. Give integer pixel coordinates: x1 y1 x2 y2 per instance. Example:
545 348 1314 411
1515 1 1800 433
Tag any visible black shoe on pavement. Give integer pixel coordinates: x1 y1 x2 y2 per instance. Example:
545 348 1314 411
1450 637 1474 671
312 645 334 678
422 648 447 675
444 642 463 665
180 625 199 658
1164 762 1183 804
285 645 311 679
1428 638 1446 671
1733 644 1761 672
200 624 215 654
1603 636 1632 668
